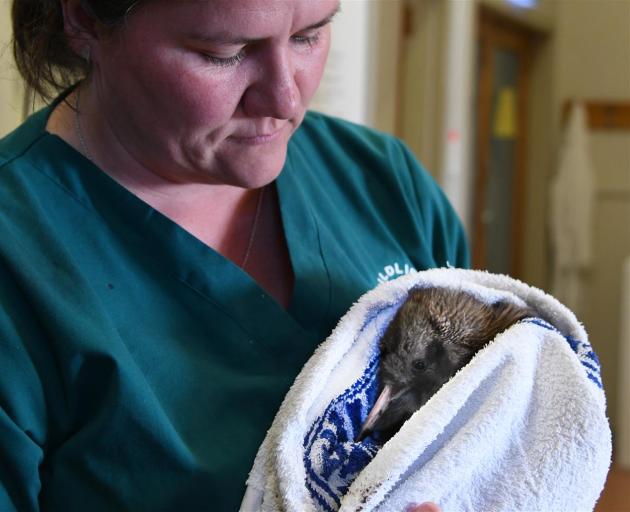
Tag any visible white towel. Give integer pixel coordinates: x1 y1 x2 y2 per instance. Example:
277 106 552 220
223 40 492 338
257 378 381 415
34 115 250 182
550 101 595 315
241 268 611 512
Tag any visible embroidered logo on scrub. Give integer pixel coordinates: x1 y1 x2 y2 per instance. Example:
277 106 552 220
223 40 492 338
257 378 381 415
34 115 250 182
376 262 417 284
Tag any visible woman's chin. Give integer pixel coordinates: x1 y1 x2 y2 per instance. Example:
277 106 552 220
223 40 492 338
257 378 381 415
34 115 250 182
213 149 289 189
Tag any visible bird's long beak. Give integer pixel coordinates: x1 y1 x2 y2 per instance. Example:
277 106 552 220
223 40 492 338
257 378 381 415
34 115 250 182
356 385 393 441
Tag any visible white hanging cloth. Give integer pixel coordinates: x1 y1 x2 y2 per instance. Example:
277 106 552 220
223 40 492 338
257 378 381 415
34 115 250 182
550 101 596 315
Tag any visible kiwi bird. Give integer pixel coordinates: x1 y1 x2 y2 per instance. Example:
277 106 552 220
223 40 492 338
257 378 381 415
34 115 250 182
357 286 533 442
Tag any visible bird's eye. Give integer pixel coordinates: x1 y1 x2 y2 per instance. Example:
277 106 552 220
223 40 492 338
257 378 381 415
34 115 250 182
412 359 426 371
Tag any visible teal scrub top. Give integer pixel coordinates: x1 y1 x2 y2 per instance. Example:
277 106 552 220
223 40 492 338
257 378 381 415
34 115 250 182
0 97 469 511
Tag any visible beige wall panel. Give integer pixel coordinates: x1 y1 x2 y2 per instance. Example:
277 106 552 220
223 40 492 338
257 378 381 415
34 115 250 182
552 0 630 434
399 0 447 179
583 197 630 434
590 132 630 192
587 132 630 434
522 34 554 290
0 0 25 137
555 0 630 101
370 0 403 135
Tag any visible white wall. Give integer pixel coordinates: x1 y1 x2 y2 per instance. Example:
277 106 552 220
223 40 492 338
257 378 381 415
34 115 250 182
0 0 26 137
439 0 476 236
309 0 374 126
309 0 403 134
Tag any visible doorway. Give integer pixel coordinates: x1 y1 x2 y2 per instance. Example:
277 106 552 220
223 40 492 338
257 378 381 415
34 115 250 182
472 7 538 277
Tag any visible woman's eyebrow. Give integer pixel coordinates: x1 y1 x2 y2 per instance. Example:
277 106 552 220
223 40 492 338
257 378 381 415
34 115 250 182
306 4 341 32
188 4 341 46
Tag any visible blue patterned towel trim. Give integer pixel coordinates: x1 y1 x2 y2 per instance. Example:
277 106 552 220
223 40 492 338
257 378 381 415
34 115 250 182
302 316 603 512
523 318 603 389
303 352 381 512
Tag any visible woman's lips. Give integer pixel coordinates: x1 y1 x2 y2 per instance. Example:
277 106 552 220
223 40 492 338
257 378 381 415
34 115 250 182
229 126 285 145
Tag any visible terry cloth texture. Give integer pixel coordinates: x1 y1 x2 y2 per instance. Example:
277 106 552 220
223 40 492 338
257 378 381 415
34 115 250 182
240 268 611 512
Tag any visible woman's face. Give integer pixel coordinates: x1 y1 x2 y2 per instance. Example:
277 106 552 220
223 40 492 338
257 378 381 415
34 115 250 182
90 0 338 188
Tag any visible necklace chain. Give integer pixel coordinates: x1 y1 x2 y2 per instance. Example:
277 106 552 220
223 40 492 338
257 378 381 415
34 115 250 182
75 84 263 271
242 186 265 270
74 87 92 161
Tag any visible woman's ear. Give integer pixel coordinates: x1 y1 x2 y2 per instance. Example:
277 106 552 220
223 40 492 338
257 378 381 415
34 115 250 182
60 0 99 57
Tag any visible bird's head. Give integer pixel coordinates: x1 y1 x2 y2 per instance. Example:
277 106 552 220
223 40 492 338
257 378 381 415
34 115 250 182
356 287 532 442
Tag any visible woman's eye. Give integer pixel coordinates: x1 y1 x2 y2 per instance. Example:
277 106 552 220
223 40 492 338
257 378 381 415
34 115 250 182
199 50 246 68
291 31 321 48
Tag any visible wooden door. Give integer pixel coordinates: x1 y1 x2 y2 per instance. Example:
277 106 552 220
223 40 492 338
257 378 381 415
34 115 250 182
473 8 537 277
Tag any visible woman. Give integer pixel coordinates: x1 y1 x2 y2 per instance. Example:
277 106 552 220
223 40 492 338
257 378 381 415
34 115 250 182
1 0 467 509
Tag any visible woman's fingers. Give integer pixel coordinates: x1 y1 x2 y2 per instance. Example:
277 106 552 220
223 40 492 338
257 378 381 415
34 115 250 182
404 502 442 512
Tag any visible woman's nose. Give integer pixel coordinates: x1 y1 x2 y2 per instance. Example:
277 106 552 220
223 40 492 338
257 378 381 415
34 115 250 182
241 47 300 120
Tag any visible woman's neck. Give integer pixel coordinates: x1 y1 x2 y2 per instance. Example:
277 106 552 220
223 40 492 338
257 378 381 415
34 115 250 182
46 89 294 308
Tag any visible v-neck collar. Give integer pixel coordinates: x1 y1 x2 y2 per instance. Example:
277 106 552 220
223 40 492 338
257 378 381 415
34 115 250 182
22 100 333 346
277 140 332 332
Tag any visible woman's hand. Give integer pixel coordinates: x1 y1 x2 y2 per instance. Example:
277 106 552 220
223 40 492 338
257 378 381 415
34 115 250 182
405 502 442 512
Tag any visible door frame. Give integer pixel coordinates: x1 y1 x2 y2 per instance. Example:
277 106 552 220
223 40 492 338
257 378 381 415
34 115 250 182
473 6 537 276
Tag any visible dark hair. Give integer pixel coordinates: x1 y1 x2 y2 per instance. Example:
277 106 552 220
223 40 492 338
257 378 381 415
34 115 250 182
11 0 140 100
